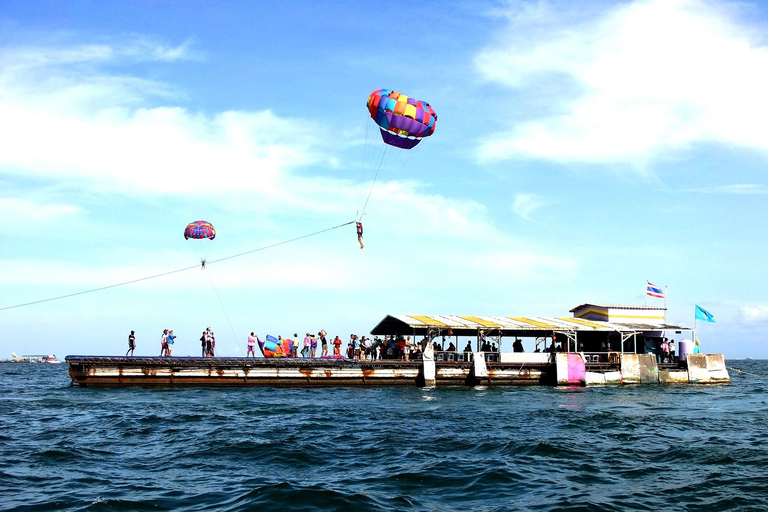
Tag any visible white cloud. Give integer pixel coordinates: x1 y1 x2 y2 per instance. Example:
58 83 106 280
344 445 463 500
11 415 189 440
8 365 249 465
0 103 329 195
0 39 195 70
0 195 81 236
440 250 577 284
512 193 546 220
687 184 768 194
741 305 768 323
475 0 768 164
0 197 79 221
0 41 331 197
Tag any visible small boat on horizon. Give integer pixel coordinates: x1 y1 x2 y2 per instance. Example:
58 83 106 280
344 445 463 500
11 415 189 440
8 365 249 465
8 352 61 364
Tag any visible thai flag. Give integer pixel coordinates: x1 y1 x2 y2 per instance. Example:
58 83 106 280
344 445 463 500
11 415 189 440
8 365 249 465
646 282 665 298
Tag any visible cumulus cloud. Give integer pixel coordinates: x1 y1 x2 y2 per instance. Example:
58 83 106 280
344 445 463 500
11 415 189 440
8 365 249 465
0 41 331 197
475 0 768 164
741 305 768 323
0 102 327 195
512 193 546 220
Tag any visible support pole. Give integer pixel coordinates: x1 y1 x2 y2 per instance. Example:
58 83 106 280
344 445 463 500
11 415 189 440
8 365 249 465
421 342 436 387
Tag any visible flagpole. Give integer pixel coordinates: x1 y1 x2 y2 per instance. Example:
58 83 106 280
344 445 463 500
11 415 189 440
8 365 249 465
694 305 697 339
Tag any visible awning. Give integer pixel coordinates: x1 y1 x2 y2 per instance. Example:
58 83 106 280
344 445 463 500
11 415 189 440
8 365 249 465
369 314 691 337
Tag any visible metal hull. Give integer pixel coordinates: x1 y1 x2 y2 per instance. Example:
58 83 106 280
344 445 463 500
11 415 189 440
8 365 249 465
65 354 727 388
66 356 552 388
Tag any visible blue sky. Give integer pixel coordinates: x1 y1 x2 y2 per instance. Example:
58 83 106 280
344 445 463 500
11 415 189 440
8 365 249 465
2 0 767 358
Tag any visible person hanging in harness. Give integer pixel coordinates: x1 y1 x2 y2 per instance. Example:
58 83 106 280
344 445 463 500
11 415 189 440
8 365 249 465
356 222 364 249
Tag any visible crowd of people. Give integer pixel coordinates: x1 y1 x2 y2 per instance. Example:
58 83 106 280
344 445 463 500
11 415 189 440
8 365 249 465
244 332 428 360
199 328 217 357
124 328 218 357
246 333 490 361
126 329 496 360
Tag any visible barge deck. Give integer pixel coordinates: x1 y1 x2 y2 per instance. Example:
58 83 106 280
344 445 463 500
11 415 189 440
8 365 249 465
66 353 729 388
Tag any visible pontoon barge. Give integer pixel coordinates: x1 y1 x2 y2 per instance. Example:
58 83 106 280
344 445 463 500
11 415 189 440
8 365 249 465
67 304 729 387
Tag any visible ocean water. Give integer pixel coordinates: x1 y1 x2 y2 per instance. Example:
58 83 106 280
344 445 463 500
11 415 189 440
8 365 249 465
1 361 767 512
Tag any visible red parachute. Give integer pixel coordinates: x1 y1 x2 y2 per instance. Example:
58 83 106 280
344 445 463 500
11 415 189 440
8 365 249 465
184 220 216 240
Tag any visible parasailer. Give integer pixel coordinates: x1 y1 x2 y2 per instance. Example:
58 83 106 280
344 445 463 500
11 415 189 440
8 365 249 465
366 88 437 150
184 220 215 269
356 222 364 249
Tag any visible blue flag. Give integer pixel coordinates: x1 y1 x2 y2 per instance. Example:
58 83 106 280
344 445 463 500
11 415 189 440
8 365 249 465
695 305 715 323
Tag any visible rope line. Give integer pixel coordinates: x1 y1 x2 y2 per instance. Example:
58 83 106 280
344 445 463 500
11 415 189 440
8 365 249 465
204 268 242 355
728 367 768 379
0 220 356 312
358 144 388 221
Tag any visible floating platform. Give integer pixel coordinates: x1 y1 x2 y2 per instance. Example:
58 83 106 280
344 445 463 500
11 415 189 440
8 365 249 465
65 353 729 388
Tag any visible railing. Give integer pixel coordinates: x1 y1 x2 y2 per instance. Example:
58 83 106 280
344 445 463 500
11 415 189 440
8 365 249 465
434 351 473 362
432 352 502 362
582 352 621 364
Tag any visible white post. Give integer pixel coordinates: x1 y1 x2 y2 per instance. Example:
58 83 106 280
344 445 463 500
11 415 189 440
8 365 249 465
421 341 436 387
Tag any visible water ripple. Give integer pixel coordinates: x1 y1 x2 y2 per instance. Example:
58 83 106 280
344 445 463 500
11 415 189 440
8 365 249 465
1 361 768 511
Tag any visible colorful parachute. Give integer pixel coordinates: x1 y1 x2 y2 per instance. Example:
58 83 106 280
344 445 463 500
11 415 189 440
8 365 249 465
367 89 437 149
259 335 294 358
184 220 216 240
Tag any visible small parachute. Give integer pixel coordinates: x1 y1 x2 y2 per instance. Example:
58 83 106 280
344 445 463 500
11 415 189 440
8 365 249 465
259 335 294 358
366 88 437 149
184 220 216 240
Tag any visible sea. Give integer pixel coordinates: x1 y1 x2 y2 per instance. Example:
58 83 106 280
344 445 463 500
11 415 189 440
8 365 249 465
1 360 767 512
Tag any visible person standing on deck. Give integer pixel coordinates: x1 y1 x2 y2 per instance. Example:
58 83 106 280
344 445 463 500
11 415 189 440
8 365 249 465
160 329 169 356
205 328 214 356
302 333 311 357
166 330 176 356
669 339 676 363
319 330 328 357
247 332 257 357
352 335 361 359
310 334 318 358
333 335 342 356
200 331 208 357
126 330 136 356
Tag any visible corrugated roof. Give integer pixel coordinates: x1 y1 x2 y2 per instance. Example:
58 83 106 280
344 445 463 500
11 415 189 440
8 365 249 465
569 303 667 312
370 314 690 335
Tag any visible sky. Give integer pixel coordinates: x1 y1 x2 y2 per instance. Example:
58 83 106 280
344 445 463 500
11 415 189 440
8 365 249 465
1 0 767 359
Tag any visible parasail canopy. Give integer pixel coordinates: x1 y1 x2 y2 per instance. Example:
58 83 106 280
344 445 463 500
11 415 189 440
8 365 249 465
184 220 216 240
366 88 437 149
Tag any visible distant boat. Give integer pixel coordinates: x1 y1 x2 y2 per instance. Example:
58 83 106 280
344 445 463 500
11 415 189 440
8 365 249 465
9 353 61 364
